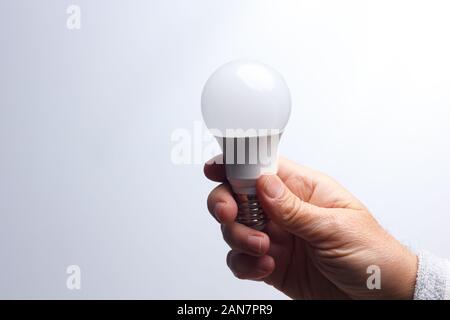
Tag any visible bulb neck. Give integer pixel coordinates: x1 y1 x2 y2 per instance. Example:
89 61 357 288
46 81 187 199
225 160 278 195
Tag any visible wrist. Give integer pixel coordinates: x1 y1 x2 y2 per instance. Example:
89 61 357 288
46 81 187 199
391 248 418 299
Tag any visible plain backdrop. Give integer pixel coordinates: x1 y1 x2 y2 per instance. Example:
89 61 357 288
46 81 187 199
1 0 450 299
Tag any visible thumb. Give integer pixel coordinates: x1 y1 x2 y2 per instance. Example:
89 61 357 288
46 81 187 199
256 174 330 241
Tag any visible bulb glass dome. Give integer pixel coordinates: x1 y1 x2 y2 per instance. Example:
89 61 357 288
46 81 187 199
201 60 291 138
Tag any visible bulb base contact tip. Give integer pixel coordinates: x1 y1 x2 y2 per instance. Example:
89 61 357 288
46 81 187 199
234 193 268 230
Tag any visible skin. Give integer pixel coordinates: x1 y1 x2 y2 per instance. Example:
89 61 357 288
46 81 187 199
204 155 418 299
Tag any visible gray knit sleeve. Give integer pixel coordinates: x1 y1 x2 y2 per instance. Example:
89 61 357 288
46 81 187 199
413 251 450 300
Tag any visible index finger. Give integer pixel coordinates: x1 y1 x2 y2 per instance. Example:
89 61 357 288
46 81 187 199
204 154 226 182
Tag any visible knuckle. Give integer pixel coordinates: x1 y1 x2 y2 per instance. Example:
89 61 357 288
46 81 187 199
286 174 314 197
206 189 217 208
221 225 231 242
222 225 244 250
206 192 213 208
207 184 225 209
226 251 249 280
234 273 247 280
226 251 233 268
279 195 302 225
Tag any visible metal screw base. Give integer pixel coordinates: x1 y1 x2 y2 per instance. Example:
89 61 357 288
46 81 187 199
234 193 268 230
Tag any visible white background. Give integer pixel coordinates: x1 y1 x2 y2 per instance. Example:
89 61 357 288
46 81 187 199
0 0 449 298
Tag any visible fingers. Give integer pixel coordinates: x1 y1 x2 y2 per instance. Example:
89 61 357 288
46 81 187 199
256 174 330 241
207 185 271 256
204 155 226 182
221 223 270 256
207 184 237 224
227 251 275 280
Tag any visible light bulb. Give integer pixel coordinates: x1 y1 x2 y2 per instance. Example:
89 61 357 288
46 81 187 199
201 60 291 230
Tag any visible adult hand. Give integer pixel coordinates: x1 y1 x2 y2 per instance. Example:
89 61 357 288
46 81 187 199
204 156 417 299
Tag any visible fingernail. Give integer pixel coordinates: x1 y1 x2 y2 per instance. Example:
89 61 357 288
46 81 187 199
213 202 225 220
264 176 284 199
247 235 263 254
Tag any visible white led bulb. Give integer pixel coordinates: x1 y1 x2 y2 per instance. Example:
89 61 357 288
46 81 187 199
201 60 291 229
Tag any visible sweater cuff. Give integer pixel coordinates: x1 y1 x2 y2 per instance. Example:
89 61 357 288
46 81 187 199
414 251 450 300
446 259 450 300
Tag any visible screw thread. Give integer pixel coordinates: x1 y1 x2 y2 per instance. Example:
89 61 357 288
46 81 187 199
234 193 268 230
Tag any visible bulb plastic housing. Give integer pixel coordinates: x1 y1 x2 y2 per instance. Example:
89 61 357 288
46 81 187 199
201 60 292 229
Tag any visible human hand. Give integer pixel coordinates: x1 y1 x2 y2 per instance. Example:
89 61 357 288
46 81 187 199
204 156 417 299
